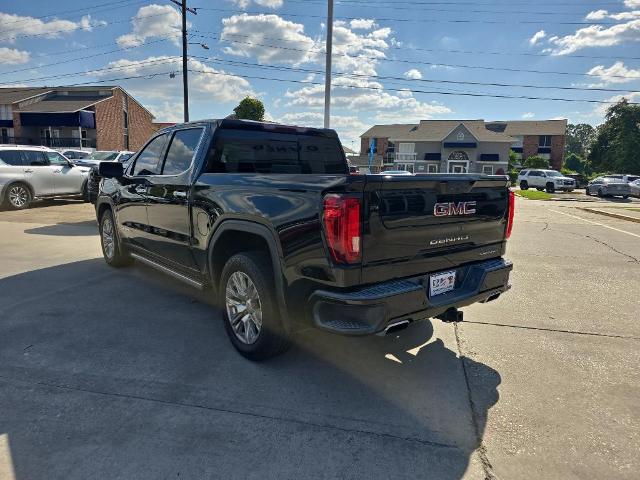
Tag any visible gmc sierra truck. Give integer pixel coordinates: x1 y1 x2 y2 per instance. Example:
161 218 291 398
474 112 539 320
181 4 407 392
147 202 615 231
96 119 514 360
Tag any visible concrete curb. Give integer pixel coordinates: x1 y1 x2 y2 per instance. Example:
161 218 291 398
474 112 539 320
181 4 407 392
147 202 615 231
578 207 640 224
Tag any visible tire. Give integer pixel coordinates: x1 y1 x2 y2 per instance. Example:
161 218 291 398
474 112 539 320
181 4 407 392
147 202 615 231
99 209 131 267
597 189 604 198
585 187 590 196
623 195 629 199
82 181 90 203
546 183 555 194
5 183 32 210
219 252 291 361
519 181 529 190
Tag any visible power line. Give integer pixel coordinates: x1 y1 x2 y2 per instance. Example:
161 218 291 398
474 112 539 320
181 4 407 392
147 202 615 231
189 31 638 80
189 54 639 94
185 68 637 105
196 7 621 25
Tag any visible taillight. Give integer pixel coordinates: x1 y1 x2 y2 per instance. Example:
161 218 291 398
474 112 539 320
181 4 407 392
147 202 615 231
323 194 361 264
506 190 515 239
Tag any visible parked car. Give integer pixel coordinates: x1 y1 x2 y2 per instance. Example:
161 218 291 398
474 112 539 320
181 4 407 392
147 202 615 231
564 173 587 189
86 152 135 203
630 179 640 198
95 119 514 360
74 150 134 167
0 145 91 209
517 169 575 193
586 176 631 198
60 149 91 160
603 174 640 184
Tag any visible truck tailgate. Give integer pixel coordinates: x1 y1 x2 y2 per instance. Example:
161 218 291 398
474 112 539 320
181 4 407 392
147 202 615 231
361 174 510 284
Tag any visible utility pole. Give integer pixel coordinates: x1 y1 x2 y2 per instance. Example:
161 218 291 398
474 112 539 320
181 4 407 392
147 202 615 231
323 0 333 128
170 0 197 122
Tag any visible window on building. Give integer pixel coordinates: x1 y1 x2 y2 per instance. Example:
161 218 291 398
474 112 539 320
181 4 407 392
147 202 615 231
123 110 128 129
132 133 169 175
482 165 494 175
539 135 552 147
0 104 12 120
162 128 203 175
427 164 438 173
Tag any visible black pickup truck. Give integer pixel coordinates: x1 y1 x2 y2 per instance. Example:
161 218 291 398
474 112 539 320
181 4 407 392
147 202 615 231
96 119 514 360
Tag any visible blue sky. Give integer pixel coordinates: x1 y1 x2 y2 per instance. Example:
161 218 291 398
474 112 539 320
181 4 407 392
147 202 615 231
1 0 640 148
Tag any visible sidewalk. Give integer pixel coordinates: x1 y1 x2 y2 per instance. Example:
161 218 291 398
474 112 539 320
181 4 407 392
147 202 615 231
578 206 640 223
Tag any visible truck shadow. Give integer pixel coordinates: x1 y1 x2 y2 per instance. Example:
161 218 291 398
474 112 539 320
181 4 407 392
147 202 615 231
24 221 97 236
0 259 500 480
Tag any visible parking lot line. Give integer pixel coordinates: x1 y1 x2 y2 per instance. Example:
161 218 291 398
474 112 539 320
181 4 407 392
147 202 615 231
549 208 640 239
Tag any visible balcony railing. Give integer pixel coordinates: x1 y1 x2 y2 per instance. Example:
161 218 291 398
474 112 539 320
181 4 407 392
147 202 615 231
41 137 96 148
395 152 417 162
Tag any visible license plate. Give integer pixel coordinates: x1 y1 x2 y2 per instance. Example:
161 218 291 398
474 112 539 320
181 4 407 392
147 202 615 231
429 270 456 297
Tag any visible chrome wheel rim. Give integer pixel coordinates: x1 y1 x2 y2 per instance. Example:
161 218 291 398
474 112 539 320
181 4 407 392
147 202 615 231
9 186 28 207
101 216 115 259
225 271 262 345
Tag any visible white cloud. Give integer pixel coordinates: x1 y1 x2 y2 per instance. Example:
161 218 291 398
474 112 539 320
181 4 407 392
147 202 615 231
529 30 546 45
329 21 393 76
350 19 376 30
229 0 283 8
0 12 101 42
221 14 318 65
587 61 640 85
79 14 106 32
116 4 183 47
593 92 640 117
148 101 184 123
585 9 640 20
279 111 367 146
95 56 254 104
625 0 640 7
0 47 30 64
522 112 535 119
403 69 422 79
545 19 640 55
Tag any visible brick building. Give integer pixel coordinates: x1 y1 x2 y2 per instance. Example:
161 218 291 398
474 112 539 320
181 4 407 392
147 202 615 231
0 86 158 151
357 119 567 173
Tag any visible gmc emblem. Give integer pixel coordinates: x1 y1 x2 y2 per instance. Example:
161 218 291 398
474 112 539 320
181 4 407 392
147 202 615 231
434 201 477 217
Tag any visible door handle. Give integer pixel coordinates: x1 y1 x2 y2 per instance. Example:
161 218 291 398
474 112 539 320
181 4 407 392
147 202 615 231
54 169 62 173
173 191 187 198
24 169 34 173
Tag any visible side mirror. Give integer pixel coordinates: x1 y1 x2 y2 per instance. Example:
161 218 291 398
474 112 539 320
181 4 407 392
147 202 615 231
99 161 124 178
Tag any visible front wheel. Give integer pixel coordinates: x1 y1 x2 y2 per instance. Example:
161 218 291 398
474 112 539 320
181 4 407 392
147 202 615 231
546 183 555 193
519 181 529 190
585 187 590 196
220 252 291 360
622 195 629 199
597 189 604 198
99 209 131 267
6 183 32 210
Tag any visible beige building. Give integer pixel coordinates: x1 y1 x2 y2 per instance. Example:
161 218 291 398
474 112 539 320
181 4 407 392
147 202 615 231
357 119 567 173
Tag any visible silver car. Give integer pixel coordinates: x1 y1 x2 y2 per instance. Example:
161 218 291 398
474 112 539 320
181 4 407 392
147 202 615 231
586 176 631 198
0 146 91 209
630 179 640 198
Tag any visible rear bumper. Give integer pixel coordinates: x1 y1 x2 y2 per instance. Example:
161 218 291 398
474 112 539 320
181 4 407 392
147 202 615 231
310 258 512 335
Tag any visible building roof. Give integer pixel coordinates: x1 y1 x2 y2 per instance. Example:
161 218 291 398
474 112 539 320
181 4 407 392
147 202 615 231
0 88 52 105
362 119 566 142
18 96 110 113
489 119 568 136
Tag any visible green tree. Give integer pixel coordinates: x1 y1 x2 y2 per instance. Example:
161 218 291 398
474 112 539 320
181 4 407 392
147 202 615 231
524 156 549 169
565 123 596 157
589 99 640 174
564 152 586 173
233 96 265 121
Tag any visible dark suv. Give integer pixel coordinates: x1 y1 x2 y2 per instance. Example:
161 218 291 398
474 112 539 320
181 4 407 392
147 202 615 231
96 119 514 360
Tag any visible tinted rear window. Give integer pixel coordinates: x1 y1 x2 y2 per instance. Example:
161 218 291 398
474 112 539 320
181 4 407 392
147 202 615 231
0 150 23 166
207 130 347 174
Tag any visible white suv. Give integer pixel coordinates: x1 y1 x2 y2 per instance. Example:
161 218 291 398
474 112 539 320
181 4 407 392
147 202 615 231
0 145 91 209
517 169 575 193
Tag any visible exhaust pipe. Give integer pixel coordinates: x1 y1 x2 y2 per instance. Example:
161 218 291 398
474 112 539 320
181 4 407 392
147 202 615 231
379 319 410 336
436 308 463 323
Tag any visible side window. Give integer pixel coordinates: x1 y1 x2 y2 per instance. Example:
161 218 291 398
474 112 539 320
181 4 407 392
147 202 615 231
22 151 48 166
528 171 539 177
162 128 203 175
45 151 69 166
132 134 169 176
0 150 23 166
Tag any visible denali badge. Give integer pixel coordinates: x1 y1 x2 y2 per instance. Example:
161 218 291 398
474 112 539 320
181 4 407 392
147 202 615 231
434 201 477 217
430 235 470 246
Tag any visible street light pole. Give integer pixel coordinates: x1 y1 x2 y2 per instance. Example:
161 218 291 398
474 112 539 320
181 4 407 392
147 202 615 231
323 0 333 129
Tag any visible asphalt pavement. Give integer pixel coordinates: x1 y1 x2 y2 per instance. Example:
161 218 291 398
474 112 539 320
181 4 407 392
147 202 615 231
0 196 638 479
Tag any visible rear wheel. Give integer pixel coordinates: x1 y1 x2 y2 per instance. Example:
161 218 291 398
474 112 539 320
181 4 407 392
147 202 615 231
546 183 555 193
99 209 131 267
519 181 529 190
220 252 291 360
585 187 590 196
5 183 32 210
597 189 604 198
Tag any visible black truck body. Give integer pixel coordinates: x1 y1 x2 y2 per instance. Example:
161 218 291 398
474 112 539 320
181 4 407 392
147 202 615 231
96 119 514 358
